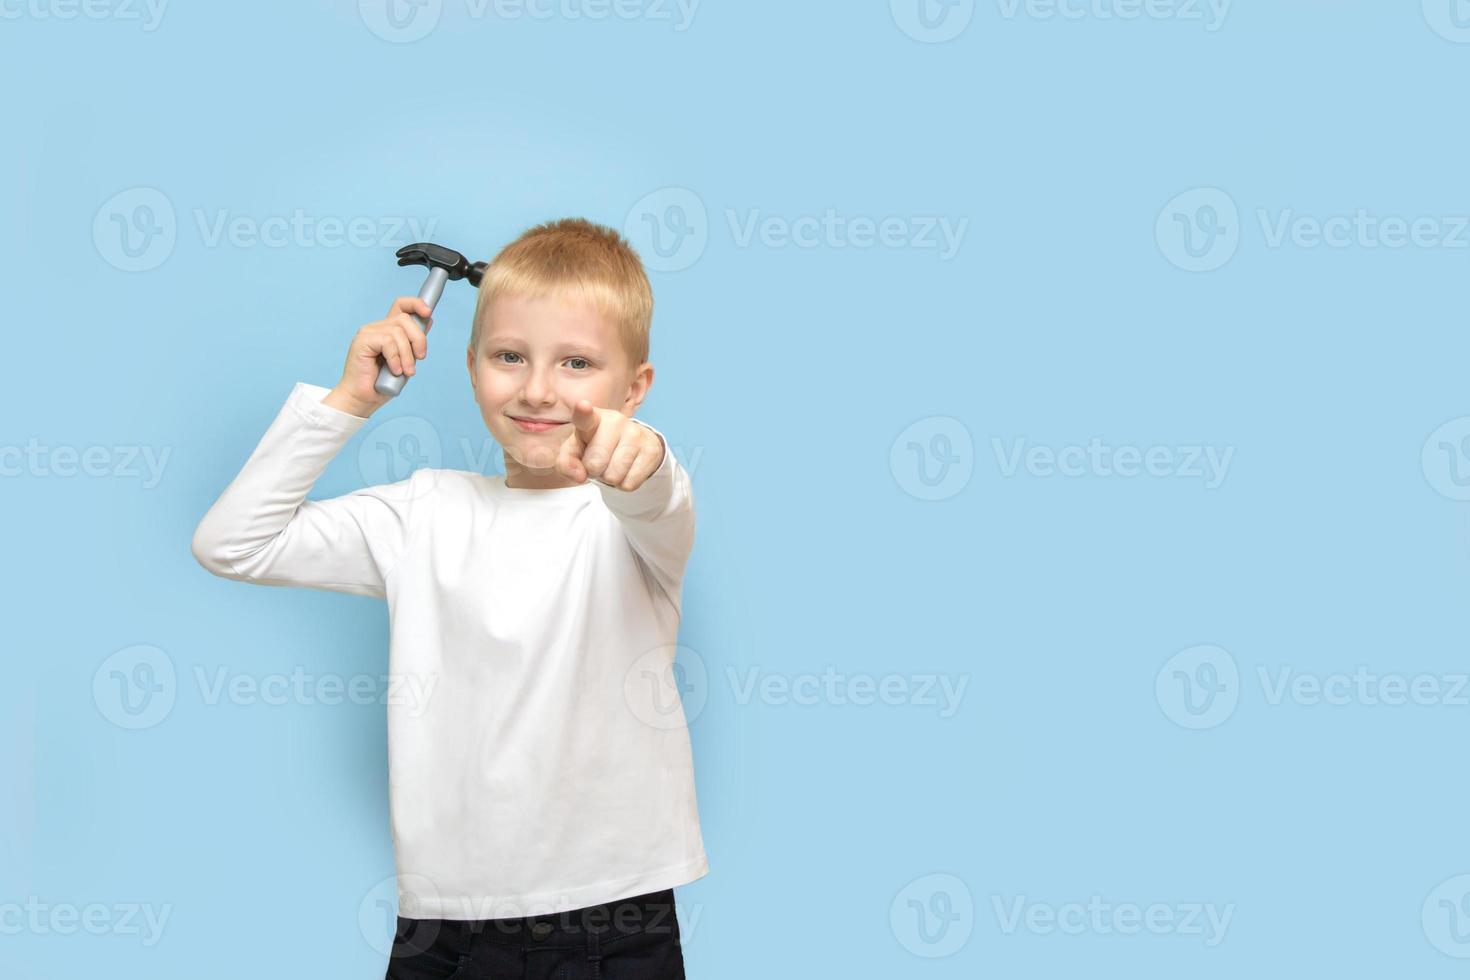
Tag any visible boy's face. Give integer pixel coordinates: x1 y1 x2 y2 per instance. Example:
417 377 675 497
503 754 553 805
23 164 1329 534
466 290 653 489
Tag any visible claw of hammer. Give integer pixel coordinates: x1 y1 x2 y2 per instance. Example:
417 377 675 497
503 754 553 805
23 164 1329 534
375 242 488 398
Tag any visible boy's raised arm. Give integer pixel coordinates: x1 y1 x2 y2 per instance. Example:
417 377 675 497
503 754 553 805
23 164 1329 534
190 382 424 599
193 296 434 598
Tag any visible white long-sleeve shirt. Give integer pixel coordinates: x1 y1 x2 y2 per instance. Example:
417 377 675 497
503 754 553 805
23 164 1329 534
191 381 709 919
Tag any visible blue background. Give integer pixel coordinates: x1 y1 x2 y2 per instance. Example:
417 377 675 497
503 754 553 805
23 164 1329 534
7 0 1470 976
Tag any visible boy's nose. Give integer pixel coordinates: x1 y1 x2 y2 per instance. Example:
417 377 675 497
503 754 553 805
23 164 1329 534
521 369 558 406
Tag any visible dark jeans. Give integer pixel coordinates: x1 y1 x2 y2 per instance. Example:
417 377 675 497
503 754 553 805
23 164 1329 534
385 888 686 980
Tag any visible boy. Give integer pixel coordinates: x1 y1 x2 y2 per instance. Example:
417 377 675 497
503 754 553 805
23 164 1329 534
191 218 707 979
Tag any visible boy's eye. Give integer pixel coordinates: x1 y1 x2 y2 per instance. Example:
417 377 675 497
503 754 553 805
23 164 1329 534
495 352 591 370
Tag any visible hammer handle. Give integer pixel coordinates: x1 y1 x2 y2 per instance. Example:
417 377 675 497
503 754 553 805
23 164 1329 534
373 266 449 399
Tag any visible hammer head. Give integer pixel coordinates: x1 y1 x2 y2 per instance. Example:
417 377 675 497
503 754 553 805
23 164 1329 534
396 242 488 287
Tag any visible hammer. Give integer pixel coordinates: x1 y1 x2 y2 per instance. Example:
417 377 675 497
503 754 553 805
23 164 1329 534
374 242 487 399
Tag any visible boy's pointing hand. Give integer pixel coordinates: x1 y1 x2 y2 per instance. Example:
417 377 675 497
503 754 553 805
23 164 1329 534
557 400 665 491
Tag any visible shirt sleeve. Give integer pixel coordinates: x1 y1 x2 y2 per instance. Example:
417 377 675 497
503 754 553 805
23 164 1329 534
190 382 425 600
594 418 696 619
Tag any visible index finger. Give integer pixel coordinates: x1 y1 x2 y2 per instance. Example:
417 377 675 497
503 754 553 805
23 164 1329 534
389 296 433 320
573 400 600 441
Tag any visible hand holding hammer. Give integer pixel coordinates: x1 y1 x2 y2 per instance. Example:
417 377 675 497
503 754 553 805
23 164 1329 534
324 242 486 419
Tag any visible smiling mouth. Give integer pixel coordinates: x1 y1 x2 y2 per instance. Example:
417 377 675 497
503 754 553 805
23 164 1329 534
508 416 570 433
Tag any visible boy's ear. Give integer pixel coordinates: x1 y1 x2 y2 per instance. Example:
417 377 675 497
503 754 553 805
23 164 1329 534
622 362 654 413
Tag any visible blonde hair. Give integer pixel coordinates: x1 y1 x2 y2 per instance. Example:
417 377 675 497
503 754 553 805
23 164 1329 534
469 217 653 368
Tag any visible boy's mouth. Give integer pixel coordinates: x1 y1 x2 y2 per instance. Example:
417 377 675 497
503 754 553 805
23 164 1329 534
509 416 567 433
